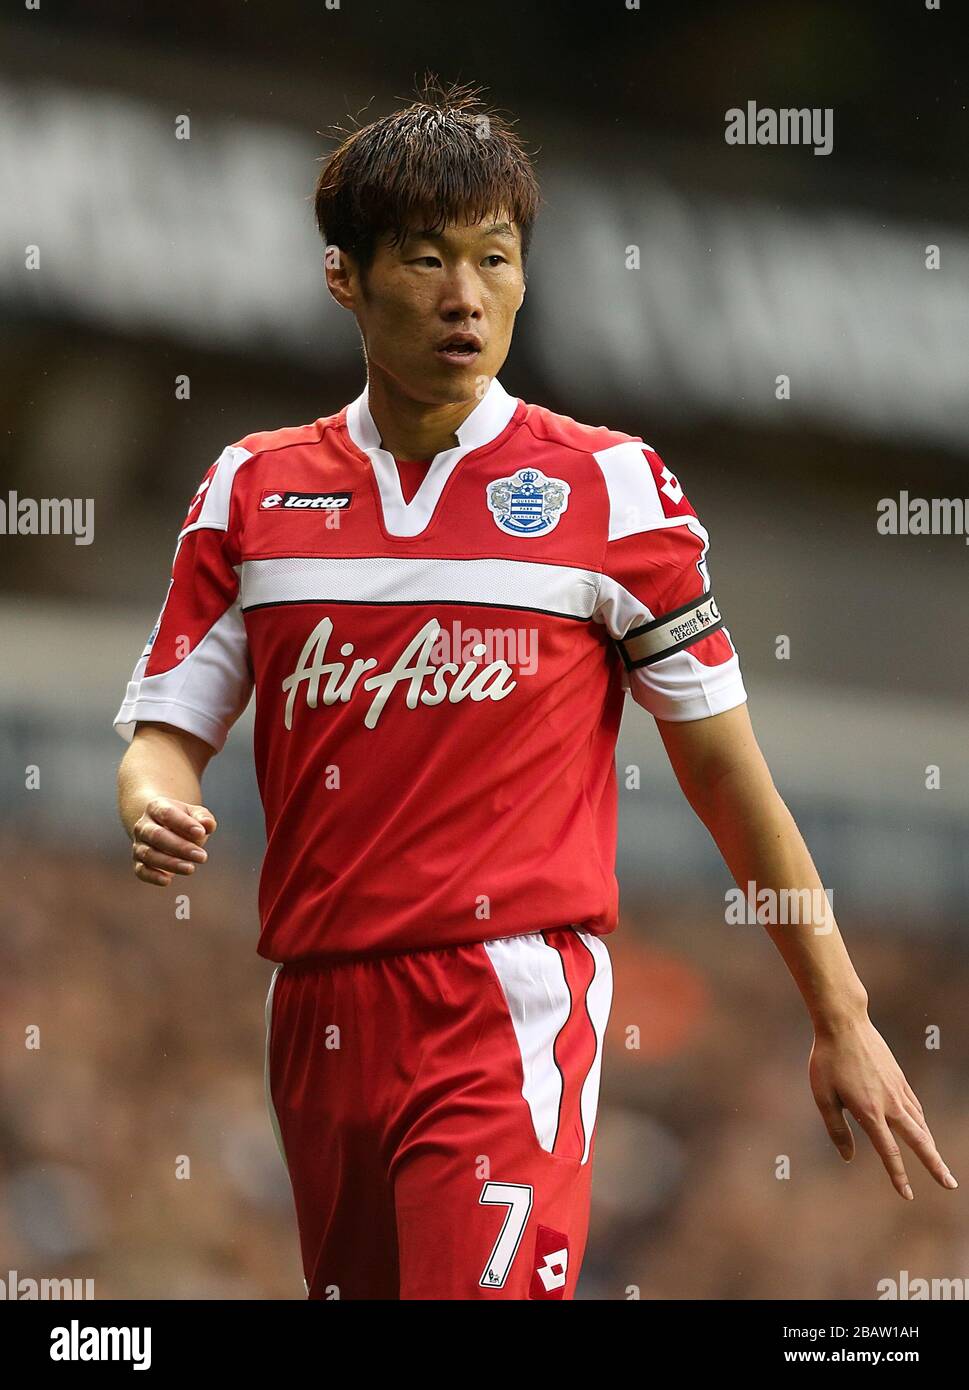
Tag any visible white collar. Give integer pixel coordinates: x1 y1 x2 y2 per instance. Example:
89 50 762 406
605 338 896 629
345 376 519 537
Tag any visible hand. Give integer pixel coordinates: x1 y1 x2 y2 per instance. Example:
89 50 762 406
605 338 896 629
131 797 217 887
809 1014 957 1199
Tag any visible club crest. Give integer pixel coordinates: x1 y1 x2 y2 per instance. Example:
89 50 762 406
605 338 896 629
486 469 571 537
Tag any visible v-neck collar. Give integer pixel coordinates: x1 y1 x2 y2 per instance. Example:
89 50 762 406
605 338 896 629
344 376 519 537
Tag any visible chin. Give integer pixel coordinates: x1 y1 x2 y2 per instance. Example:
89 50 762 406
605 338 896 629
426 373 490 403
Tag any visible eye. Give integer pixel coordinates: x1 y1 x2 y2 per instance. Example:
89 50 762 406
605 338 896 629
483 254 506 267
409 255 441 268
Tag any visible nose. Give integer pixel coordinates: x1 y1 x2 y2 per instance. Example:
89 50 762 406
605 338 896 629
439 264 483 324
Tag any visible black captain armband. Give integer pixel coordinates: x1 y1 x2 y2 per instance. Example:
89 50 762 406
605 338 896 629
615 593 724 671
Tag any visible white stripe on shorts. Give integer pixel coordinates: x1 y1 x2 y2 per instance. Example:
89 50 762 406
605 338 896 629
484 930 613 1165
263 964 288 1175
575 931 613 1164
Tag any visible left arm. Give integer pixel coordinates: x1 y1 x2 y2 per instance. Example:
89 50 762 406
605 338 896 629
656 703 958 1200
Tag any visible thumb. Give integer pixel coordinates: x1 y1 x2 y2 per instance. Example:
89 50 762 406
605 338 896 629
187 805 218 837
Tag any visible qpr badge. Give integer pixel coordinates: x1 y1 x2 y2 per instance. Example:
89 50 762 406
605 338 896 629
486 468 571 537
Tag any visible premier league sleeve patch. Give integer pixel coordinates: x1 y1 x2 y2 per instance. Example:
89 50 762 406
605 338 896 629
140 578 174 659
486 469 571 537
616 592 724 669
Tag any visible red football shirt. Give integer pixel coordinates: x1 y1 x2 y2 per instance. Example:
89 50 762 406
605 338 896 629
115 377 746 962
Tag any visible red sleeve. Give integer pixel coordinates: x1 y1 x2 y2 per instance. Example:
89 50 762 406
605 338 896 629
594 442 747 722
113 446 254 751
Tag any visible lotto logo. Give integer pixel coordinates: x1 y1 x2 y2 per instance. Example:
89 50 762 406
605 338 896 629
260 491 353 511
529 1226 569 1300
659 464 683 505
188 477 212 513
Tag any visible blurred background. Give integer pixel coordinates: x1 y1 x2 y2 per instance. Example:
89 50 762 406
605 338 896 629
1 0 967 1299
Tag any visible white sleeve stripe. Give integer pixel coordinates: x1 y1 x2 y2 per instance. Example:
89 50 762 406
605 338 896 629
112 698 234 750
113 597 252 751
605 511 711 547
630 647 747 722
593 572 656 638
594 440 676 540
178 444 253 539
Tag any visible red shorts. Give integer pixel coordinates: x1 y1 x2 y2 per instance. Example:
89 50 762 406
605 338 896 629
264 926 613 1300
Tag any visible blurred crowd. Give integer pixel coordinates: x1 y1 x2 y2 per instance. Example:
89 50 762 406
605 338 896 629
2 834 965 1300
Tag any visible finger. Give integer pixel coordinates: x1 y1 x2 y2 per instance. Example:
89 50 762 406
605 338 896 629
901 1090 930 1127
134 842 198 876
134 862 173 887
139 822 208 863
902 1082 924 1119
902 1097 930 1136
889 1111 959 1191
856 1114 912 1198
188 804 218 836
150 800 213 843
898 1090 956 1187
816 1095 855 1161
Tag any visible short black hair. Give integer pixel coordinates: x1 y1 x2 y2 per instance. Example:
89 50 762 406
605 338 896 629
314 74 543 277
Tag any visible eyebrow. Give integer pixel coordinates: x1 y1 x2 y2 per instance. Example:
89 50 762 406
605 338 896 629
404 221 517 244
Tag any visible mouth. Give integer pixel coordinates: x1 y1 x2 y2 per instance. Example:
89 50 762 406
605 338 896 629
434 333 483 367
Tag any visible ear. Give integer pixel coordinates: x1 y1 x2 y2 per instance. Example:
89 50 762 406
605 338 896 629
324 246 356 311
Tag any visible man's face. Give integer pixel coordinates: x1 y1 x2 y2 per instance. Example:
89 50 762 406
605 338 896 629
331 209 526 406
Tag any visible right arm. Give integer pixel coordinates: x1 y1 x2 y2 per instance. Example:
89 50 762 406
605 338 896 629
113 446 255 885
118 721 219 887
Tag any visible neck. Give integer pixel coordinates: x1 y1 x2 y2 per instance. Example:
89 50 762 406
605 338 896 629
365 367 487 460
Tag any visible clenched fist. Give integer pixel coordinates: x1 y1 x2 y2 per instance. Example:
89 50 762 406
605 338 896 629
131 797 217 887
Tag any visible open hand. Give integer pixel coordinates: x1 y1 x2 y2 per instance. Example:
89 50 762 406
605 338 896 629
810 1014 958 1199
